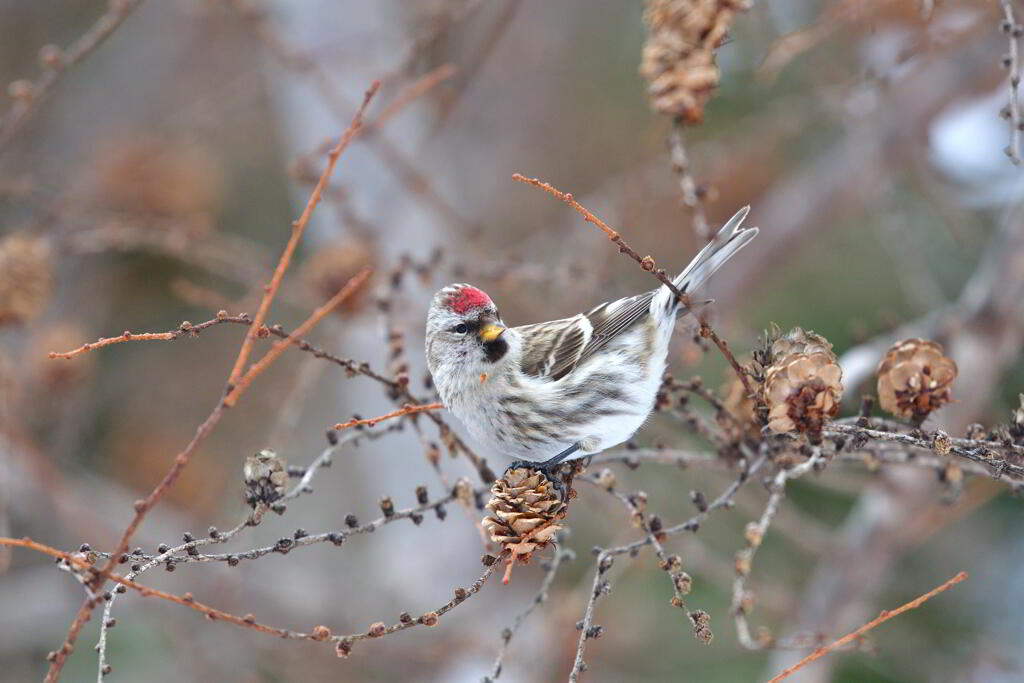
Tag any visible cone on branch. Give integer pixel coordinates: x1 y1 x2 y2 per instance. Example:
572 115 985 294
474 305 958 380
876 339 957 425
243 449 288 507
482 467 567 583
91 135 223 235
639 0 748 123
0 232 51 326
762 327 842 441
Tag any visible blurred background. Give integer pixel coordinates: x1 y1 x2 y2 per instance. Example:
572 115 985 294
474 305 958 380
1 0 1023 681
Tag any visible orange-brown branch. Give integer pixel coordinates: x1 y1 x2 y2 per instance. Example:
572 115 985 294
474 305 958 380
58 83 381 682
224 266 373 407
50 331 176 359
334 402 443 432
48 317 240 359
364 63 457 134
1 537 302 640
225 82 379 394
512 173 620 239
298 63 457 170
768 571 968 682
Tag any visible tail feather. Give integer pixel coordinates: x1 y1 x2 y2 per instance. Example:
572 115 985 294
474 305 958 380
652 206 758 313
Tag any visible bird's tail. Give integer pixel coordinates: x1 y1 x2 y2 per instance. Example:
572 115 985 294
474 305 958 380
652 206 759 314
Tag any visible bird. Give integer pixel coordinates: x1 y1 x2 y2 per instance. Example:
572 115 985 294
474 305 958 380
424 206 758 475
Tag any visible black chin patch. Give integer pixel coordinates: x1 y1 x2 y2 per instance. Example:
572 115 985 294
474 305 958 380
482 337 509 363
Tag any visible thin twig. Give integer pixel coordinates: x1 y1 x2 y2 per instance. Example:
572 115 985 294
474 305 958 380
732 449 825 650
333 560 500 656
49 316 242 359
225 266 373 405
301 63 458 156
225 83 379 395
567 453 767 681
584 476 705 641
50 313 400 390
825 423 1024 480
487 544 572 681
767 571 968 682
333 402 443 432
1 534 498 662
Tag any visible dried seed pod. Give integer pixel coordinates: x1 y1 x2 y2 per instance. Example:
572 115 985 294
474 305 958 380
242 449 288 507
639 0 747 122
876 339 957 424
690 609 713 645
482 467 567 566
0 232 51 326
763 329 842 439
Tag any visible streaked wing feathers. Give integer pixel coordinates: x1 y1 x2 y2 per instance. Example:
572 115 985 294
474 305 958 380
516 291 653 381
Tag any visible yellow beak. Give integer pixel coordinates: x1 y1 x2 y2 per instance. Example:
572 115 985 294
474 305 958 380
478 323 506 343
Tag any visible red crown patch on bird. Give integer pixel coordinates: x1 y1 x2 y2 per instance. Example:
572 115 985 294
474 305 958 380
447 286 492 314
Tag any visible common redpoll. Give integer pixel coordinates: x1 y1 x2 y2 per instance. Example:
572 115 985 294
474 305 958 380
425 207 758 471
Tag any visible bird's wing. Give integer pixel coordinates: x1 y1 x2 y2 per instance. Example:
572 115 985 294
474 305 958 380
515 290 654 381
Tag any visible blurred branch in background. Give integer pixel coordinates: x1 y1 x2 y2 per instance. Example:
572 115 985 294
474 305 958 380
1 0 1023 682
0 0 144 152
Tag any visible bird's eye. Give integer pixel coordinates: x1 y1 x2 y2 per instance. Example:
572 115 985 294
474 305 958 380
454 323 469 334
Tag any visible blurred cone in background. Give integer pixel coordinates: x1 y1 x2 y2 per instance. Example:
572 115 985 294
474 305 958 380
877 338 958 424
640 0 746 122
302 241 375 315
0 232 51 327
90 135 224 237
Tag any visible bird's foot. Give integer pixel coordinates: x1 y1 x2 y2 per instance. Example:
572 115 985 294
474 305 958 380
502 459 567 500
503 444 583 500
504 459 537 474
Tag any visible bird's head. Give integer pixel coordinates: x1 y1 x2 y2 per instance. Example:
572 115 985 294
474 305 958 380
425 284 511 378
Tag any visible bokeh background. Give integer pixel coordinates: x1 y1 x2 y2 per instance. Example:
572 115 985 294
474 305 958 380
2 1 1023 681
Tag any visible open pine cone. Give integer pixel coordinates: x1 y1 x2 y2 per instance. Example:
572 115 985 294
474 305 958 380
482 467 566 569
763 328 842 439
876 339 957 424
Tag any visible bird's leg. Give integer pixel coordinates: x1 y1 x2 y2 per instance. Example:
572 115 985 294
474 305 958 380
503 443 581 500
539 442 581 471
504 443 581 476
